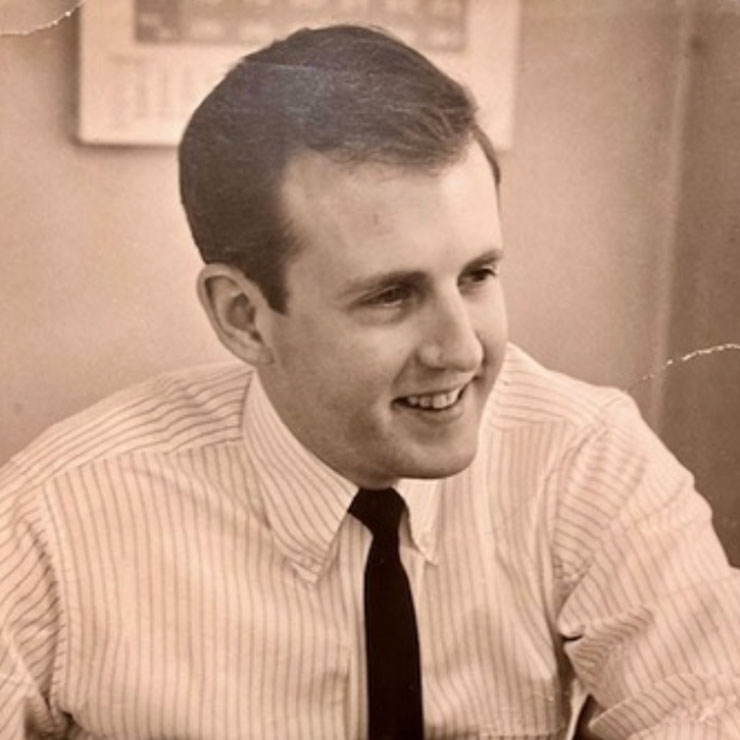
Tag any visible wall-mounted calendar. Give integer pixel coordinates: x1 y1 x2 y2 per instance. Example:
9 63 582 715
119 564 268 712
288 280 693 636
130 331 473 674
79 0 520 148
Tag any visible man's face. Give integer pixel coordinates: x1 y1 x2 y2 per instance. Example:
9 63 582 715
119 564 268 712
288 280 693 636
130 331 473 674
257 142 507 489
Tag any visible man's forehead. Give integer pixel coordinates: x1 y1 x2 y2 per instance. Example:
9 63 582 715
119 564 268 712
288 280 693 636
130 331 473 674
279 142 495 216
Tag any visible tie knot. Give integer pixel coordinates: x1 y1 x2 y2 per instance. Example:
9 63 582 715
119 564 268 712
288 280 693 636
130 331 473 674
349 488 405 541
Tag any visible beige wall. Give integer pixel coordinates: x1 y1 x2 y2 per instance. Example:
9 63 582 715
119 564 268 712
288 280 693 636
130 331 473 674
503 0 689 393
1 18 224 460
659 1 740 563
1 0 732 511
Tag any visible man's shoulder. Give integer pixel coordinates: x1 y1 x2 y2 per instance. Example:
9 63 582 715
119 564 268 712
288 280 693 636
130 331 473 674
4 361 254 488
486 344 634 435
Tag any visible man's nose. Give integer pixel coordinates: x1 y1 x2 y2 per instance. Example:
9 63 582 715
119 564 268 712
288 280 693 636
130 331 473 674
417 293 483 372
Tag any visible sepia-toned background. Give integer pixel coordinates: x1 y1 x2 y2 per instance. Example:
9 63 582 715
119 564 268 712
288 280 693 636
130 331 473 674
1 0 738 560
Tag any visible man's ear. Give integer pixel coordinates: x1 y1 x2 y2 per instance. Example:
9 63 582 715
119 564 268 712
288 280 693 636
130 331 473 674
197 263 275 366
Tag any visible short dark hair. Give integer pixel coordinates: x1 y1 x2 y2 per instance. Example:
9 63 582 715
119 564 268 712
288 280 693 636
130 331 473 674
179 24 500 312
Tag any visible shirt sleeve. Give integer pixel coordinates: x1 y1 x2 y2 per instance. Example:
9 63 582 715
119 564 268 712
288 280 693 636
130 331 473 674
550 395 740 738
0 461 69 739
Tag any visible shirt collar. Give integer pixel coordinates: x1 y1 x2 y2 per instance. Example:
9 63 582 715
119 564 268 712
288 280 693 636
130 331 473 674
242 373 441 583
395 477 441 565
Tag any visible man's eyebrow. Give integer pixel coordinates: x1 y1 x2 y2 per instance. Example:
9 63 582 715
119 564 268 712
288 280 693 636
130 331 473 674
339 247 504 300
462 248 505 272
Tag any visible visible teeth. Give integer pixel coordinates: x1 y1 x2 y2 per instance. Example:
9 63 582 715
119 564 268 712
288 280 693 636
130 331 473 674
404 388 461 410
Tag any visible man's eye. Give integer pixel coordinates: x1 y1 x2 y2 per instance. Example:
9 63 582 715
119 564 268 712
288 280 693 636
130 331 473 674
365 285 412 307
461 265 499 286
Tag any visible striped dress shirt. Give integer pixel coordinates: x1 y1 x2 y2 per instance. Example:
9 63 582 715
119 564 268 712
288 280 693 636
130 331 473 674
1 344 739 739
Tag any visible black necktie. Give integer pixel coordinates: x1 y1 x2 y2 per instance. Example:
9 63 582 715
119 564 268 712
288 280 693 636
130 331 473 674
350 488 424 740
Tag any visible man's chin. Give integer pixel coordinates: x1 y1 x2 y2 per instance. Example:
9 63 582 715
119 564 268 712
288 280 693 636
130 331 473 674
400 445 478 481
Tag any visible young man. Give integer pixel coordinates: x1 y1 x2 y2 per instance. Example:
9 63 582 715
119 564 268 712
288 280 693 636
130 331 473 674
1 25 739 739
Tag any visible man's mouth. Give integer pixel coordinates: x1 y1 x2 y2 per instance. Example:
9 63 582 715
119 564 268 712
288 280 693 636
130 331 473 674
396 384 467 411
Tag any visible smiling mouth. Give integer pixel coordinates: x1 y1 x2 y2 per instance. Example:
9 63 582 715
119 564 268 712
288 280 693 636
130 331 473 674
396 384 468 411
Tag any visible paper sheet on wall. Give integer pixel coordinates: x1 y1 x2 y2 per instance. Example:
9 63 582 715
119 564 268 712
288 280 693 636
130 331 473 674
78 0 520 148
